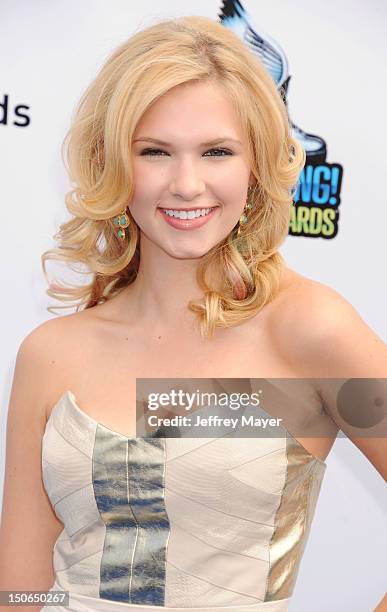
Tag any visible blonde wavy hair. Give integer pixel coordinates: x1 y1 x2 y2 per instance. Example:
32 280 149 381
42 14 305 339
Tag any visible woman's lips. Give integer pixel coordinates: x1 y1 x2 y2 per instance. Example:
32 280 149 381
158 207 219 230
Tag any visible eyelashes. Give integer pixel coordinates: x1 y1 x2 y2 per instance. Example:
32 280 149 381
139 147 233 158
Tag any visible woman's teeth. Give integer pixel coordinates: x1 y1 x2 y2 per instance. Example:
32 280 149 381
161 207 214 219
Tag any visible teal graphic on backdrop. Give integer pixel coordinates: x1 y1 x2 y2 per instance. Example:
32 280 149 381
218 0 344 239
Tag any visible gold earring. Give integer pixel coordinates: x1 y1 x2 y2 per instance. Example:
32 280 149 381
236 188 254 237
113 209 130 239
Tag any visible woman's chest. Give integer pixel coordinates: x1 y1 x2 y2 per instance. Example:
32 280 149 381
51 318 337 464
75 316 298 403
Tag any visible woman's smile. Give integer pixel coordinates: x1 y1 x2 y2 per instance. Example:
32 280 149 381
157 205 219 230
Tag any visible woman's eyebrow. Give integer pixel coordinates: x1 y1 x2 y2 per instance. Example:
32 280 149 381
133 137 242 146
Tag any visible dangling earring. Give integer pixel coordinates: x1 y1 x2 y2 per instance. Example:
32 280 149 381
289 144 296 163
236 187 254 237
113 208 130 239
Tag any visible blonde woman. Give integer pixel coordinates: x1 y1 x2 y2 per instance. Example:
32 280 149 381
0 15 386 612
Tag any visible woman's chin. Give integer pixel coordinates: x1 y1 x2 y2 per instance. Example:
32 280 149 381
162 242 215 260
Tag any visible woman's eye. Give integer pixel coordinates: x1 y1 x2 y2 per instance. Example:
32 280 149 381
140 148 167 157
140 148 233 157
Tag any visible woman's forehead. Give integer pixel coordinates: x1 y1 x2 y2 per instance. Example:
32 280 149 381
133 82 246 143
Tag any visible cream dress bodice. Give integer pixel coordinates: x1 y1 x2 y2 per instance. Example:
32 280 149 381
41 390 327 612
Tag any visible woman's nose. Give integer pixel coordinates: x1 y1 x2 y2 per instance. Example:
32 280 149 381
169 160 206 200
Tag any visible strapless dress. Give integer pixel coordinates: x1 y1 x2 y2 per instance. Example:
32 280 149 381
41 390 327 612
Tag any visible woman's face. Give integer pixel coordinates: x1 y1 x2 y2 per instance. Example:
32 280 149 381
129 80 255 259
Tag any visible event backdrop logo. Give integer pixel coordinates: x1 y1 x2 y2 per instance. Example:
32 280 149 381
218 0 344 239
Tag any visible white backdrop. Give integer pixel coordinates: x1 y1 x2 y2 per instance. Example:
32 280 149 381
1 1 386 611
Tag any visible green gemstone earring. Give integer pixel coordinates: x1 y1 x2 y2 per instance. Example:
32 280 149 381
236 189 254 237
113 209 130 239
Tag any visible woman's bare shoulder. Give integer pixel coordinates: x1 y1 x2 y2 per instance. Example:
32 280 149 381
268 267 339 342
276 266 353 315
20 310 93 357
16 311 97 416
271 267 380 375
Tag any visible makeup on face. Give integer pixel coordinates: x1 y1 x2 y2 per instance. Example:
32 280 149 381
157 205 219 231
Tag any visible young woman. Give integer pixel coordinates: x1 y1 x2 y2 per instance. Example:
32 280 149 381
0 15 386 612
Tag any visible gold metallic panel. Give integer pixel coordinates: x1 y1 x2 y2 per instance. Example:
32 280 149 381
265 436 326 600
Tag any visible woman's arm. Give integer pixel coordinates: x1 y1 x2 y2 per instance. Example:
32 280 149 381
0 326 64 611
290 282 387 611
373 593 387 611
298 285 387 479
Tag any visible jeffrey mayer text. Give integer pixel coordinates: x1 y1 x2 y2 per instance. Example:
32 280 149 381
148 414 283 429
195 414 283 429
